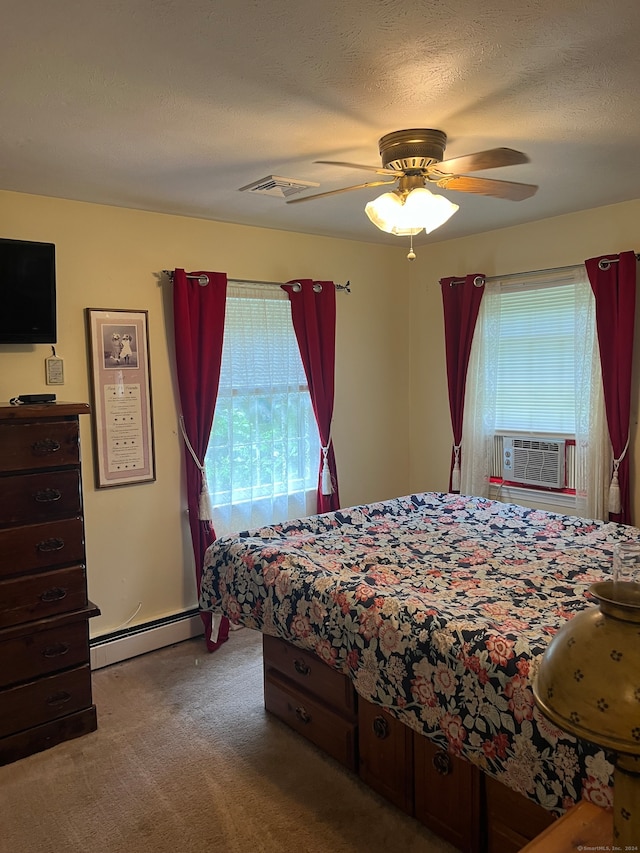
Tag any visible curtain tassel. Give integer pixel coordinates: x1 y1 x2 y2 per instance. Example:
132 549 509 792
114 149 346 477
321 445 333 496
608 438 629 514
199 470 214 521
608 470 621 514
451 444 461 493
179 414 214 521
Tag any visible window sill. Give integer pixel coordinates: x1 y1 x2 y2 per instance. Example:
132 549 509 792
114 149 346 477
488 482 577 514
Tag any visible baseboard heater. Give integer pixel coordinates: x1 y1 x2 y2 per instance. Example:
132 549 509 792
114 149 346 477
90 609 204 670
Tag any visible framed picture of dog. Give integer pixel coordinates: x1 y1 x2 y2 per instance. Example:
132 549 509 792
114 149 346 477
86 308 156 488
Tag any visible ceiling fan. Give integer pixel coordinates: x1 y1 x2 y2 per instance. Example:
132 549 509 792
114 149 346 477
287 128 538 207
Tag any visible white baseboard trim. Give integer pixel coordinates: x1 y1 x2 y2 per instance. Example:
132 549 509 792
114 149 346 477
90 611 204 670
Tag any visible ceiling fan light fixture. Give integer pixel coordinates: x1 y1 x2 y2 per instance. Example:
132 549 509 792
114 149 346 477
365 186 459 236
365 191 421 236
404 187 460 234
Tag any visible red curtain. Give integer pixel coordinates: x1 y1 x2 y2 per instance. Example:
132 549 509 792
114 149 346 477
585 251 638 524
282 280 340 514
440 274 485 492
173 268 229 650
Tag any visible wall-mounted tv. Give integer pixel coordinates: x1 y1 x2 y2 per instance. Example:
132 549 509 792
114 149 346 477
0 238 57 344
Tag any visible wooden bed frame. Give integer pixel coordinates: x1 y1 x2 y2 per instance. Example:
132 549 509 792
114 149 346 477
263 633 556 853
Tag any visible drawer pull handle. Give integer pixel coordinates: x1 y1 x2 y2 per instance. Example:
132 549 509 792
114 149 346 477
293 658 310 676
372 715 390 739
43 642 71 658
46 690 72 707
432 750 452 776
37 537 65 553
40 587 68 602
35 488 63 503
32 438 62 454
295 706 311 724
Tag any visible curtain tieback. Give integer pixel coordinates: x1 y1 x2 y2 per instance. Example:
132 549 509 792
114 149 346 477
608 436 630 514
321 440 333 496
179 415 213 521
451 444 461 493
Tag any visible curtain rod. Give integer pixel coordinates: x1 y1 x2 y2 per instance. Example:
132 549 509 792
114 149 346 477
162 270 351 292
448 253 640 287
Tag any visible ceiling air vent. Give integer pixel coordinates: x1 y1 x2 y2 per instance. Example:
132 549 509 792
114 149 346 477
239 175 320 199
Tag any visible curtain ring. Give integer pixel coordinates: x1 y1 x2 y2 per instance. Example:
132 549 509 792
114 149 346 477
196 275 210 286
291 282 302 292
473 276 485 287
598 259 612 271
313 283 323 293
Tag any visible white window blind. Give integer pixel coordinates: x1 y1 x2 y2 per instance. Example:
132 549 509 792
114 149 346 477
495 278 578 435
205 283 320 536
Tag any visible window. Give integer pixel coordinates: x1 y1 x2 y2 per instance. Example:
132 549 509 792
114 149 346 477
461 267 608 518
494 281 578 434
205 283 320 536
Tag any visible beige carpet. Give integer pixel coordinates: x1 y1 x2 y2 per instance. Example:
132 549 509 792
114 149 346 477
0 628 455 853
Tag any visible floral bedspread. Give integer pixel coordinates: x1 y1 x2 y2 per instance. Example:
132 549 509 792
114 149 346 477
200 492 636 814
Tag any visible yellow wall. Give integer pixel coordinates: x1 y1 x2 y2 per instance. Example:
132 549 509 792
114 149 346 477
2 189 639 637
0 190 411 636
406 198 640 520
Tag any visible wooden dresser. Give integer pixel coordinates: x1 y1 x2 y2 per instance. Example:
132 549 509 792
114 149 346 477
0 401 99 764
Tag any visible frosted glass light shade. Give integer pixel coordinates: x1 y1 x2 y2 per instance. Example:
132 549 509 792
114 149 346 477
364 192 422 235
365 187 459 236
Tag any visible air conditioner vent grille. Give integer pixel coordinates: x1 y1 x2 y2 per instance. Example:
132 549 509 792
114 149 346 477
238 175 320 198
502 435 566 489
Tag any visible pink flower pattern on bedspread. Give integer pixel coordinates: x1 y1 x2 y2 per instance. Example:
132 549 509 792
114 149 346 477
199 492 633 814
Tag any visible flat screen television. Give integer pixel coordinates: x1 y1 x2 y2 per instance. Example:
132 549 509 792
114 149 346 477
0 238 57 344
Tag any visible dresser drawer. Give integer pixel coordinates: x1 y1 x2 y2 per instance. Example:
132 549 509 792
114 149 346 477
358 700 414 814
263 634 356 717
0 469 81 527
0 517 85 578
264 671 358 771
0 665 93 739
0 420 80 473
414 733 481 851
0 618 90 688
483 775 556 853
0 565 87 628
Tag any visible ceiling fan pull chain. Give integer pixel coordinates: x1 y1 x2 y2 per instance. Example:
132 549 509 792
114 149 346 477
407 234 416 261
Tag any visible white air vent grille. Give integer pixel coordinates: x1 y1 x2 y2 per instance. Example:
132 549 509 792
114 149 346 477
238 175 320 198
502 436 566 489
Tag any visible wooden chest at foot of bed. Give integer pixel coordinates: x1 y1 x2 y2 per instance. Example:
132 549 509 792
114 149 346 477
482 776 556 853
263 636 556 853
262 634 358 771
358 702 555 853
358 701 414 814
358 701 481 850
414 727 482 851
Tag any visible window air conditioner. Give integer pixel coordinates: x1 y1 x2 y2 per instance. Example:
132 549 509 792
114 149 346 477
502 436 566 489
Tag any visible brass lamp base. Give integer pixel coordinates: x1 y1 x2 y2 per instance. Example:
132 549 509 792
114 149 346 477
534 581 640 848
614 755 640 847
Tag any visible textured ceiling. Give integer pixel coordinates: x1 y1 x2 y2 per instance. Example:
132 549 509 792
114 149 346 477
2 0 640 246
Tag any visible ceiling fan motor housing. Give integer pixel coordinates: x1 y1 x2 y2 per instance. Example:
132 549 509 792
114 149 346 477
379 129 447 172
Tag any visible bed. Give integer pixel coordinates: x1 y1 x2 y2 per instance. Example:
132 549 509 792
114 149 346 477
200 492 626 835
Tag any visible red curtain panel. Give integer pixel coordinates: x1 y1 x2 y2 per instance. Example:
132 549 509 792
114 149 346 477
173 269 229 650
440 274 486 492
585 251 638 524
282 280 340 514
